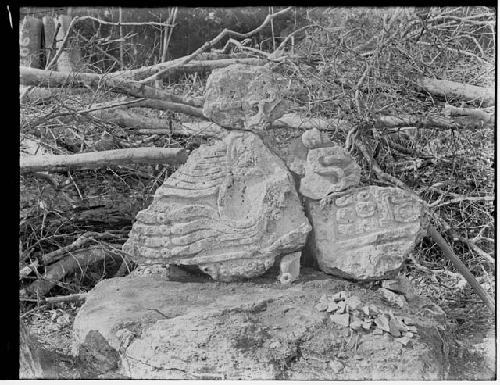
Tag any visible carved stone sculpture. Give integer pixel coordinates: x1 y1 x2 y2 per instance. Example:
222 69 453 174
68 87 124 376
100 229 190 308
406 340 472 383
203 64 289 130
307 186 426 280
123 131 311 282
299 145 361 199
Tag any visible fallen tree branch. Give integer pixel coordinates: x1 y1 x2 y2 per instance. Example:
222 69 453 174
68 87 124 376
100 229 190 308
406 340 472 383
44 293 88 304
116 58 265 81
138 6 292 84
20 147 187 173
414 77 494 107
26 244 125 297
428 226 495 312
443 103 493 123
20 66 202 107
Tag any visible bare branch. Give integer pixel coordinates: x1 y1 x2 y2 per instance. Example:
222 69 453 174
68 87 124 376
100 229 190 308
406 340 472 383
138 6 293 84
20 147 187 173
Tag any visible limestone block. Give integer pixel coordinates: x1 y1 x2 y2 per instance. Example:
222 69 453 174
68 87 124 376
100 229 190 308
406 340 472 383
307 186 427 280
203 64 288 130
123 131 311 282
279 252 301 284
299 146 361 199
72 274 448 380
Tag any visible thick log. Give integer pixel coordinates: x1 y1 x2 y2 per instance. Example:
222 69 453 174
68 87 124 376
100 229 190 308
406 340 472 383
20 147 187 173
19 67 202 107
415 77 494 107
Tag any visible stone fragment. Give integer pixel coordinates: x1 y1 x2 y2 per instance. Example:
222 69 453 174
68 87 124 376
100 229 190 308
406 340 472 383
373 328 383 335
374 314 390 332
395 336 412 346
362 320 373 330
330 313 350 328
378 288 408 308
301 128 333 149
327 301 340 313
306 186 427 280
299 146 361 199
404 332 414 339
349 316 363 331
336 301 347 314
203 64 288 130
279 252 302 284
381 276 418 301
332 291 346 302
283 137 308 176
388 318 402 338
315 302 328 312
329 359 345 374
345 295 362 310
123 131 311 282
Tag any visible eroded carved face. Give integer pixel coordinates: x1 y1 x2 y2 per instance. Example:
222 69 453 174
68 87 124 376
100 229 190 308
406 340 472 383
203 64 288 130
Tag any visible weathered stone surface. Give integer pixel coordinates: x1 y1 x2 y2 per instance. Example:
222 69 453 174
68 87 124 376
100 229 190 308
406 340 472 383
123 131 311 282
282 137 308 177
307 186 427 280
203 64 288 130
301 127 334 149
300 145 361 199
72 270 448 380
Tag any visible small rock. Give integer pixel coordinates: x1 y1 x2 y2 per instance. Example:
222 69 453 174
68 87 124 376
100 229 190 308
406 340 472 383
315 302 328 312
345 295 362 310
332 291 346 302
374 314 390 332
394 336 411 346
382 276 417 301
329 359 345 373
378 288 407 308
350 317 363 331
336 301 347 314
330 313 350 328
327 301 340 313
353 354 363 360
269 341 280 349
362 320 372 330
404 332 414 339
373 328 383 335
362 304 380 317
406 326 417 333
388 318 402 338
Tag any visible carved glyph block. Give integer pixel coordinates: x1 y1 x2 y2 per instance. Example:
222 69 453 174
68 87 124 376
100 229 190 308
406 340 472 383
307 186 426 280
123 131 311 282
203 64 288 130
299 146 361 199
